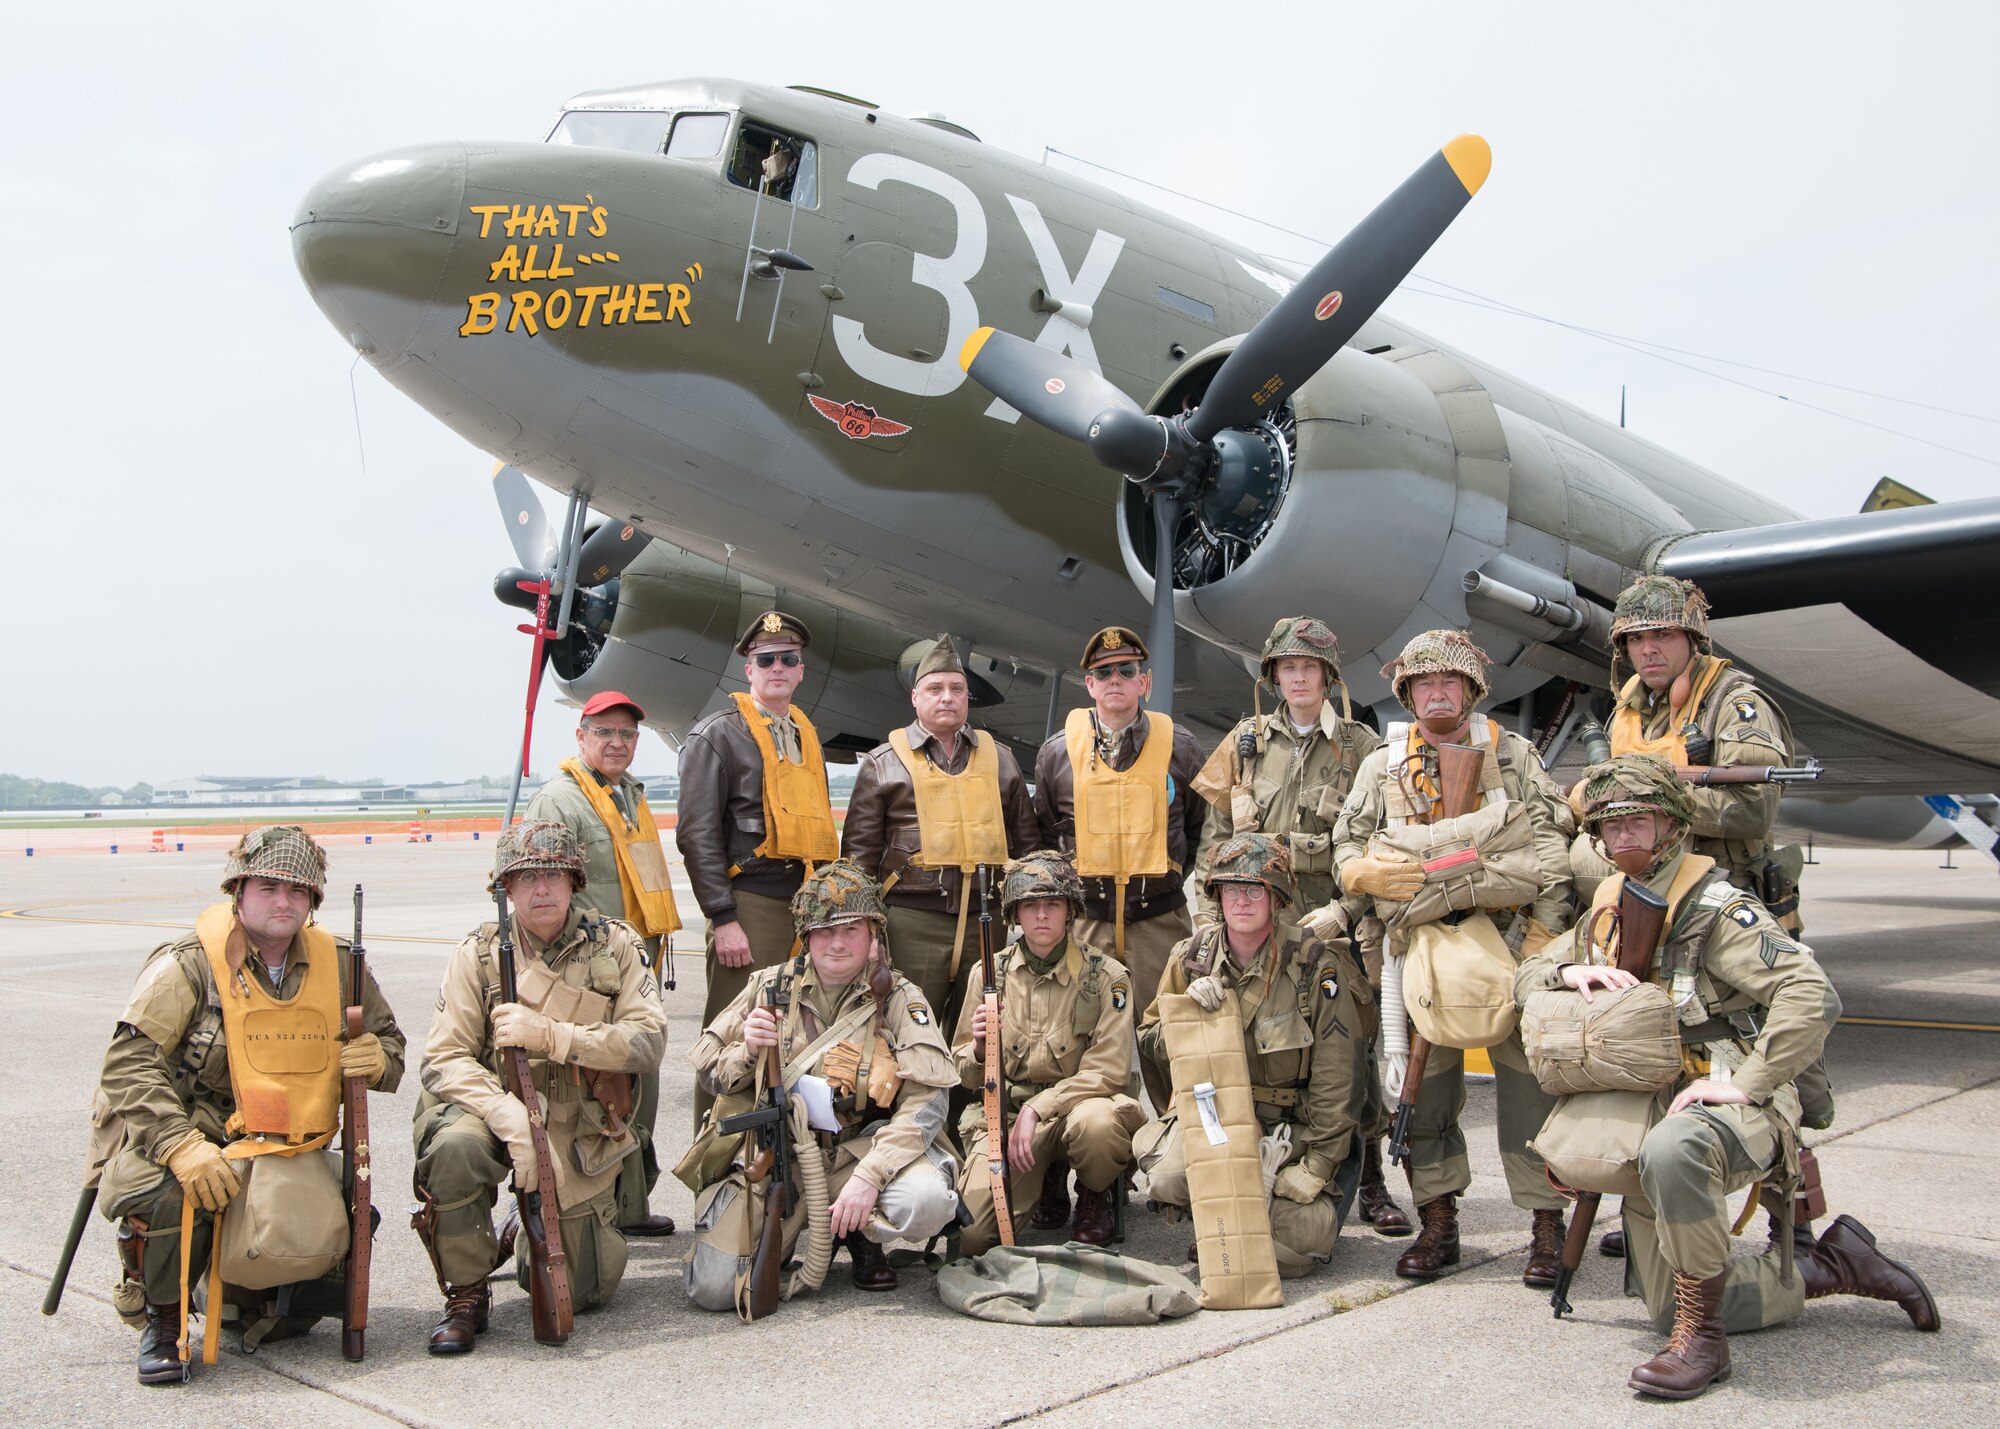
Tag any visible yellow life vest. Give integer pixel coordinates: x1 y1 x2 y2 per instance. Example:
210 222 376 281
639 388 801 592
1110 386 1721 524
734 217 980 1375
195 904 341 1157
558 758 682 937
1608 656 1729 765
1383 716 1505 827
1065 708 1174 879
887 728 1009 870
1581 853 1719 969
731 692 840 864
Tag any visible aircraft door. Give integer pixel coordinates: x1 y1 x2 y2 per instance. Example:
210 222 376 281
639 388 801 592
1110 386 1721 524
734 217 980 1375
708 115 837 392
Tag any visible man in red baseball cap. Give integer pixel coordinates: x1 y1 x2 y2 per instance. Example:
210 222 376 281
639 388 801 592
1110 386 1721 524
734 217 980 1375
523 688 682 1236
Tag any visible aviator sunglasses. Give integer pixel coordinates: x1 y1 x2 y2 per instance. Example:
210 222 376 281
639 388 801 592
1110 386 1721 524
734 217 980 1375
753 651 803 668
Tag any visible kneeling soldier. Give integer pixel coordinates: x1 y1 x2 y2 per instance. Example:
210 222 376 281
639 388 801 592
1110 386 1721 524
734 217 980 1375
687 861 959 1303
94 827 403 1384
1135 834 1371 1278
951 852 1145 1254
413 821 666 1353
1518 756 1937 1400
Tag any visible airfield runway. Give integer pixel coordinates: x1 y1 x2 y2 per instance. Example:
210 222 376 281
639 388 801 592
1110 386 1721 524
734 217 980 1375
2 842 1993 1426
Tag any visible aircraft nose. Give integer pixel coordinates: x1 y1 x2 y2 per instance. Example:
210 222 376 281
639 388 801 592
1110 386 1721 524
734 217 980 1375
292 142 467 362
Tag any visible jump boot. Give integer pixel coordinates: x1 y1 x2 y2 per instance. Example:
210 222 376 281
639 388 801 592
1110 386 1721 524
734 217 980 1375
1798 1214 1940 1331
1032 1156 1072 1230
1599 1227 1627 1258
428 1284 490 1355
846 1233 897 1291
1523 1208 1566 1288
1629 1271 1731 1399
1357 1139 1412 1236
137 1303 186 1386
1395 1194 1460 1281
1071 1182 1116 1246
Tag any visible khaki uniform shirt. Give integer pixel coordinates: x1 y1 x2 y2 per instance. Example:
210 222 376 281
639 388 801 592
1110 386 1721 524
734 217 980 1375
948 936 1134 1123
690 959 957 1192
524 763 664 953
1194 702 1381 919
97 927 404 1194
1136 922 1371 1184
1333 723 1577 933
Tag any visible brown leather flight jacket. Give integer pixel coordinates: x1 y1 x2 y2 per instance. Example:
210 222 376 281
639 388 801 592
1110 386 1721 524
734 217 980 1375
674 702 820 925
1033 715 1208 925
841 721 1041 916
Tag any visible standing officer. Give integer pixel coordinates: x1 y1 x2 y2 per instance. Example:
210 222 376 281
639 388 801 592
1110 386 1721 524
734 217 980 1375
842 635 1039 1027
93 827 403 1384
686 861 960 1301
677 610 840 1127
950 852 1144 1253
1033 625 1205 1114
1332 629 1575 1286
1520 756 1936 1400
412 822 666 1353
1134 834 1371 1278
525 690 680 1238
1192 615 1405 1236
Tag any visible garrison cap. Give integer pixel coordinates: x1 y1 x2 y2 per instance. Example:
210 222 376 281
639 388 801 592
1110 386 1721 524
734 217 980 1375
1203 832 1297 907
580 689 645 721
1577 753 1698 832
1260 615 1341 683
912 635 966 682
221 826 328 908
492 819 586 892
792 859 887 939
1080 625 1148 669
1001 851 1086 922
735 609 812 656
1382 628 1491 709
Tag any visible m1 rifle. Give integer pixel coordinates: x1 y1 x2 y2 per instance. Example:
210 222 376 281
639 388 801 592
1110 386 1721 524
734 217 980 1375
717 958 797 1322
978 866 1014 1246
340 884 372 1362
493 891 574 1344
1388 740 1486 1167
1550 876 1670 1318
1677 761 1822 786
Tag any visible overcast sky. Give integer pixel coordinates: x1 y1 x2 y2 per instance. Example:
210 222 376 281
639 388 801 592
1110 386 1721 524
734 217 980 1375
4 2 1993 788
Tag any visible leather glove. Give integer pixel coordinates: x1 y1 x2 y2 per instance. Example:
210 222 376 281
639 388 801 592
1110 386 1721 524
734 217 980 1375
1299 902 1350 940
1342 852 1425 902
1186 975 1227 1012
339 1032 387 1087
865 1034 901 1109
1274 1163 1328 1205
821 1038 862 1097
492 1002 555 1056
164 1132 240 1213
486 1094 560 1193
1520 917 1558 958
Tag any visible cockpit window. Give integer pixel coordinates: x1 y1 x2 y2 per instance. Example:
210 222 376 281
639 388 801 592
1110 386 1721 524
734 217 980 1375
726 120 817 208
547 110 670 153
666 112 730 160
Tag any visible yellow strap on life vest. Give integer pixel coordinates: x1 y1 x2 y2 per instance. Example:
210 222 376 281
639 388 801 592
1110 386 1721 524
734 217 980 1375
558 758 682 936
1065 709 1173 879
731 693 840 864
1585 853 1719 966
196 905 342 1148
1385 717 1504 826
1608 657 1730 764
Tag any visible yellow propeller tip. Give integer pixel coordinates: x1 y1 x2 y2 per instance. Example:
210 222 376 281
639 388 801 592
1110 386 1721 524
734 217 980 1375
1442 135 1491 196
959 326 996 372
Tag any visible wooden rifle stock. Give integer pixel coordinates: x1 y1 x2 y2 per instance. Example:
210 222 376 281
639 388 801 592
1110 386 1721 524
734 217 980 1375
1675 762 1822 786
1550 877 1669 1318
493 894 574 1344
740 968 793 1323
340 885 373 1362
1389 742 1487 1168
978 867 1014 1246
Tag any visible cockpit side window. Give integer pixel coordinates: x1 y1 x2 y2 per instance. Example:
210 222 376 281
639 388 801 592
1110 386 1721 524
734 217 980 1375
666 112 730 160
726 120 817 209
548 110 670 153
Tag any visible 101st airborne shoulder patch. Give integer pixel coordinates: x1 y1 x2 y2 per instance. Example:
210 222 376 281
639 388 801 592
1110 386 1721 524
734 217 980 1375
1723 899 1760 929
1111 983 1129 1011
908 1003 931 1026
1320 973 1340 999
1734 698 1758 722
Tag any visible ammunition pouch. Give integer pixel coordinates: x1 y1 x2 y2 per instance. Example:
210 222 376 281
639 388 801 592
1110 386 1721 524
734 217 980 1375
673 1090 756 1195
219 1150 348 1291
1529 1088 1671 1197
114 1218 150 1327
684 1168 804 1314
1755 845 1805 921
1371 801 1540 932
1520 984 1684 1095
1402 915 1518 1050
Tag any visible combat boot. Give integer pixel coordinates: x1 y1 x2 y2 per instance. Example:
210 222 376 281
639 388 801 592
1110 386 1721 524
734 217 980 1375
1071 1183 1116 1246
1798 1214 1939 1331
1395 1195 1460 1281
1629 1271 1731 1399
1599 1227 1627 1258
1524 1208 1566 1288
137 1303 185 1386
846 1233 897 1291
1357 1139 1412 1236
428 1283 490 1355
1032 1157 1072 1230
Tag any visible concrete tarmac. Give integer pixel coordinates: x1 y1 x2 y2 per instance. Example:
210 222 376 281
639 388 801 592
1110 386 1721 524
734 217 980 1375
2 844 1993 1426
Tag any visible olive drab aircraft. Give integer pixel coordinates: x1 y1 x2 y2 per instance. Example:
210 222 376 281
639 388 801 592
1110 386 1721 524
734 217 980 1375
291 77 2000 856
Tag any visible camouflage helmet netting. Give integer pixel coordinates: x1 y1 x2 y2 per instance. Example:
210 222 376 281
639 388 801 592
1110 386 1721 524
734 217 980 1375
1381 628 1491 709
1204 832 1297 907
1001 851 1086 922
220 826 328 907
1578 753 1698 832
1259 615 1341 683
792 858 887 938
491 819 587 892
1610 575 1712 660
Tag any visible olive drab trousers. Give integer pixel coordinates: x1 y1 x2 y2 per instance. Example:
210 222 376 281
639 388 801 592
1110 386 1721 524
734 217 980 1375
1402 1027 1565 1212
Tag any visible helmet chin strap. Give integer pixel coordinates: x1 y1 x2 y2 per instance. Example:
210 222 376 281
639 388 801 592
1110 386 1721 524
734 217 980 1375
1605 825 1686 879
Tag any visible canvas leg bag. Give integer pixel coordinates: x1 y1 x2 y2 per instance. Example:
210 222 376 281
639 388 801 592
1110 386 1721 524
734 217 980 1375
1402 914 1518 1050
1529 1089 1670 1198
218 1150 349 1290
1157 989 1282 1310
1520 983 1683 1095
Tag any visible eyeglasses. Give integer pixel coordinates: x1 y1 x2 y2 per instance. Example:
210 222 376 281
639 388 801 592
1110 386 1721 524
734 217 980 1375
1086 661 1143 682
507 869 573 889
1218 883 1270 903
584 725 639 744
752 651 803 668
